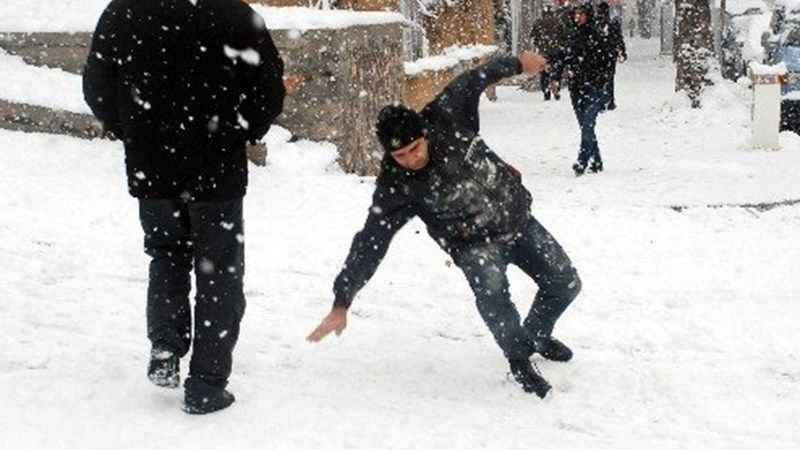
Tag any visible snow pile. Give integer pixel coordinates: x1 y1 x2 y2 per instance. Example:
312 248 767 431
719 0 768 15
749 61 788 75
405 45 498 76
657 72 751 135
0 2 405 32
0 50 89 114
0 0 108 32
251 6 405 31
740 12 771 62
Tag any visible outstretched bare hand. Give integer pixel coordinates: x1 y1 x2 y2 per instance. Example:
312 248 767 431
518 51 549 75
307 306 348 342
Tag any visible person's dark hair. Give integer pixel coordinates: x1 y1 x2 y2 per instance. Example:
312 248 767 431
575 2 593 15
598 1 610 16
376 104 426 152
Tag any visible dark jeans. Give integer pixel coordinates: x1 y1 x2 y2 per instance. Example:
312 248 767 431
540 70 560 100
540 70 551 99
452 217 581 360
570 84 611 165
139 198 246 385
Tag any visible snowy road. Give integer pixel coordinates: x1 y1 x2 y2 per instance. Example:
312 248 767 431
1 40 799 449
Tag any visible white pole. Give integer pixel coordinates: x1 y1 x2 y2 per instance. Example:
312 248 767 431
749 62 785 150
511 0 521 55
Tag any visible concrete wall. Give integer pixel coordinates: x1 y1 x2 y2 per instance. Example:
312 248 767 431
423 0 496 53
0 23 405 176
273 25 405 175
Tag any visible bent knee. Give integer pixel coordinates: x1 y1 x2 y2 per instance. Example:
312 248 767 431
567 270 582 298
544 268 581 298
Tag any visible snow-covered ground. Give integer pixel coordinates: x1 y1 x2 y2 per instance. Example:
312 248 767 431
1 39 799 449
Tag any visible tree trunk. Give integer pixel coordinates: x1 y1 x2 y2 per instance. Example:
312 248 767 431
674 0 714 108
637 0 657 38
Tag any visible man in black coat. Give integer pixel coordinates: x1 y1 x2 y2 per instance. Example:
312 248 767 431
530 5 565 101
551 2 615 176
597 1 627 110
307 53 582 398
83 0 285 414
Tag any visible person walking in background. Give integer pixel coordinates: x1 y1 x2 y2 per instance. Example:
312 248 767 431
530 5 565 101
307 52 582 399
551 2 615 176
83 0 285 414
597 1 627 110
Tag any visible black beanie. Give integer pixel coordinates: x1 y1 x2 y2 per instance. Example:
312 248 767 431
376 104 425 152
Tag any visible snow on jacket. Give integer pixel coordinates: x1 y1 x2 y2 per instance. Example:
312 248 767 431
332 57 533 308
551 11 616 91
83 0 285 201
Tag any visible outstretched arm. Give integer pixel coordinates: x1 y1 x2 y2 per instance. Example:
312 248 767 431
307 181 416 342
432 52 547 134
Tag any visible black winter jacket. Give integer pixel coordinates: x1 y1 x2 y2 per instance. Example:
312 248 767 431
332 57 533 308
551 15 616 91
83 0 285 201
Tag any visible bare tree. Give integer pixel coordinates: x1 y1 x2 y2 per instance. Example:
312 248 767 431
674 0 714 108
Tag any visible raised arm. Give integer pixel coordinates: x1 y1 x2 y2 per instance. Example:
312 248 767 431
431 54 546 134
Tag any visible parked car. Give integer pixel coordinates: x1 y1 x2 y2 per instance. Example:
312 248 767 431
720 0 770 81
762 0 800 131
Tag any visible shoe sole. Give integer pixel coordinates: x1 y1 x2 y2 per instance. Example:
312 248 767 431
182 404 232 415
148 372 180 389
182 398 235 415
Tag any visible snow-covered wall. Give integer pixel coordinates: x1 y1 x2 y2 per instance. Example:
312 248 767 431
0 5 408 176
0 3 405 33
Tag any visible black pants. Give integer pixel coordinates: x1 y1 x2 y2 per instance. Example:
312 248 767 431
453 217 581 360
139 198 246 385
539 70 560 100
540 70 552 99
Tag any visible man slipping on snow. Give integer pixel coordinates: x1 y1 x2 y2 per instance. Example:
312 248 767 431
307 52 582 398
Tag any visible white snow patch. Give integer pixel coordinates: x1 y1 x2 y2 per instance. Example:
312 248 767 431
0 50 90 113
0 2 404 32
405 45 499 76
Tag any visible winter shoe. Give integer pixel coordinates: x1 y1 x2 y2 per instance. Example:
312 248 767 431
589 160 604 173
509 359 552 398
183 377 235 415
572 162 586 176
534 337 574 362
147 347 180 388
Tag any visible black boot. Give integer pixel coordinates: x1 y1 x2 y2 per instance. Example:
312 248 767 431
509 359 551 398
148 347 180 388
534 337 573 362
183 377 236 415
589 160 604 173
572 162 586 177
